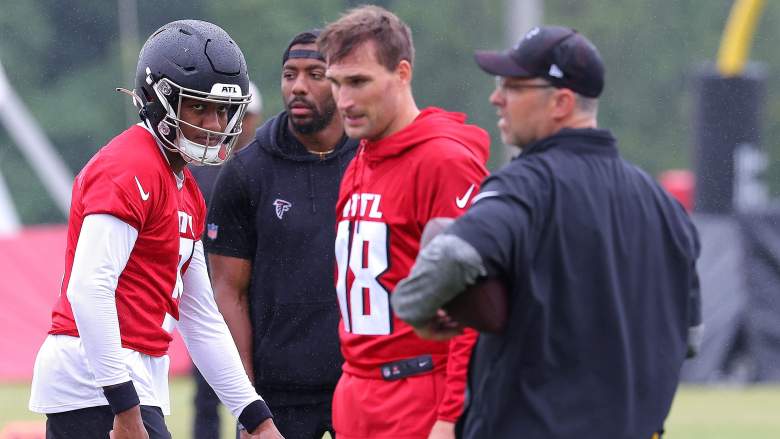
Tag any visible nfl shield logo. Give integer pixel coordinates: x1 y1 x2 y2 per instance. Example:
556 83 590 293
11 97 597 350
207 223 219 240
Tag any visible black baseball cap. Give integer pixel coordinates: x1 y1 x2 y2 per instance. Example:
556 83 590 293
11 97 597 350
474 26 605 98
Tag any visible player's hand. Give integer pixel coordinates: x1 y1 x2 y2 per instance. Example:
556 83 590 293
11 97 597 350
413 309 463 341
427 419 456 439
247 419 284 439
109 406 149 439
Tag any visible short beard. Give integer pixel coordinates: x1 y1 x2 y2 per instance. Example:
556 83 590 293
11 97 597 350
289 98 337 135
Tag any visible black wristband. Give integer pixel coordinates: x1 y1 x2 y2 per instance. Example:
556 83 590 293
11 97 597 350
102 381 140 415
238 399 273 433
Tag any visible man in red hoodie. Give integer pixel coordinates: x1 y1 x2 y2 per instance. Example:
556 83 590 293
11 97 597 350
319 6 490 439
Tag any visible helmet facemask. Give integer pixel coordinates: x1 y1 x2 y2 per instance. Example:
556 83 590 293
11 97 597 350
149 73 250 166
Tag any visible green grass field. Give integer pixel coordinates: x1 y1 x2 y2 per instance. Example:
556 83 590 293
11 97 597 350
2 380 779 438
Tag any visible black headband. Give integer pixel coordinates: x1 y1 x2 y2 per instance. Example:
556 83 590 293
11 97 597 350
283 49 325 65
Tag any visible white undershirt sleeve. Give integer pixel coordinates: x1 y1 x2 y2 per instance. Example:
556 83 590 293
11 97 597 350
67 214 138 387
178 240 262 417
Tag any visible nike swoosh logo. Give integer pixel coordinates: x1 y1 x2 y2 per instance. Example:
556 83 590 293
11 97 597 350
455 184 476 209
134 176 150 201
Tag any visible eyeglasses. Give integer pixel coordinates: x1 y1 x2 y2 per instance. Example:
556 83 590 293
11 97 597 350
494 76 554 94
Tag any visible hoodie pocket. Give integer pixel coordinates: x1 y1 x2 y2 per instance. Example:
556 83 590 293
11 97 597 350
255 301 343 390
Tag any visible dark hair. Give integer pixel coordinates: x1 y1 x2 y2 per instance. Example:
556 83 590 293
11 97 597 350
282 29 322 65
318 5 414 71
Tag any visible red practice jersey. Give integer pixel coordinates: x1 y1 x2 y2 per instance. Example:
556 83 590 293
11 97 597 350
49 125 206 357
334 108 490 420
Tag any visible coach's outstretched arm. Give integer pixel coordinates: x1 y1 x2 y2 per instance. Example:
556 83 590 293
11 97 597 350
393 232 497 338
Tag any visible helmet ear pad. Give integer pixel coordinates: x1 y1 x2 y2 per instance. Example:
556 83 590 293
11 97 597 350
140 88 178 145
142 100 166 124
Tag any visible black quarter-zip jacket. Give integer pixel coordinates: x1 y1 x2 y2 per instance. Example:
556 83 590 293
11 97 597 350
452 128 701 438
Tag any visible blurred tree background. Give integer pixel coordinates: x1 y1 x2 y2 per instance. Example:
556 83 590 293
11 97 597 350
0 0 778 224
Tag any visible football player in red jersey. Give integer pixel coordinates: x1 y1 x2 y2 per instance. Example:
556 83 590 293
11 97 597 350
28 20 283 439
319 6 490 439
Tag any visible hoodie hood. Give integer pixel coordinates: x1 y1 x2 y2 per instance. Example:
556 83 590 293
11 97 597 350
361 107 490 166
254 111 354 163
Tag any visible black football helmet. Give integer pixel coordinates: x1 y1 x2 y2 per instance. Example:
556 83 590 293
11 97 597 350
133 20 251 165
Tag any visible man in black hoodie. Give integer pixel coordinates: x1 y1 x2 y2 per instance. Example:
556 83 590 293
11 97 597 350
205 30 358 439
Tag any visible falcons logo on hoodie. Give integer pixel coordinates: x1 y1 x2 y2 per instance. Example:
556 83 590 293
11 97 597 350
273 199 292 219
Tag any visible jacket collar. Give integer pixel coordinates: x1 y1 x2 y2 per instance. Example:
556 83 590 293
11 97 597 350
520 127 617 158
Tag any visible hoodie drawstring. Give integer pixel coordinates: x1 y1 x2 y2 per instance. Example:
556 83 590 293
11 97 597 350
307 161 316 213
350 142 366 234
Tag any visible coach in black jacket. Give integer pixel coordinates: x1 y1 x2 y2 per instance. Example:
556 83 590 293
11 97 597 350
205 30 358 439
393 26 701 439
